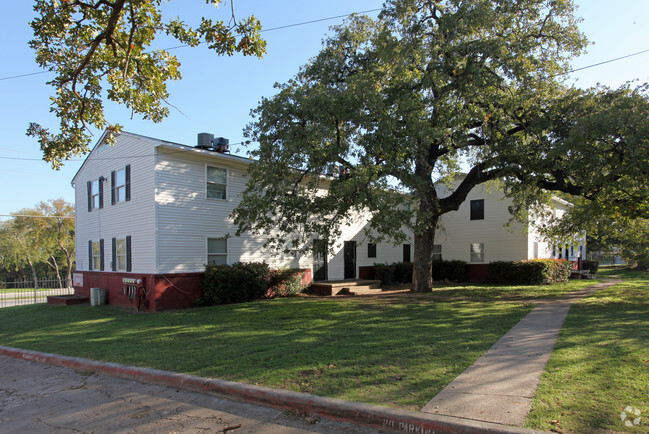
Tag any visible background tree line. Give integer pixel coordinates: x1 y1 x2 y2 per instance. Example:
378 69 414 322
0 199 75 288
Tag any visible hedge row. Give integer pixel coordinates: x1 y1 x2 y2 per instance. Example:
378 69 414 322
199 262 306 306
371 259 468 284
373 262 413 284
371 258 583 285
487 259 573 284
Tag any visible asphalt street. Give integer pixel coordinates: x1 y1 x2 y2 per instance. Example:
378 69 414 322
0 354 383 433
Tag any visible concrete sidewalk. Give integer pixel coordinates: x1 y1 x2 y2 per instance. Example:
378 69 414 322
421 279 621 426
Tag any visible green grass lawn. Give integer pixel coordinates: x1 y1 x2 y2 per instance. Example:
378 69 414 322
0 295 532 410
526 267 649 432
429 278 598 299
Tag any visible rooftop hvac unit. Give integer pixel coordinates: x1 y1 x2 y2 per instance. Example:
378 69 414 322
197 133 214 149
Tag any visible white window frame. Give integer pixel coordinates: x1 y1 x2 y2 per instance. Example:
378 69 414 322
206 165 228 200
92 241 101 270
470 242 485 263
91 180 100 210
116 238 127 271
115 168 127 203
207 237 228 265
433 244 442 261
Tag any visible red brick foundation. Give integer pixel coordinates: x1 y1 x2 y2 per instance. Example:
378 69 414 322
73 271 203 312
74 268 313 312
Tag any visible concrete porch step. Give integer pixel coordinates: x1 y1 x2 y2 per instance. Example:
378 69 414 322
309 280 382 296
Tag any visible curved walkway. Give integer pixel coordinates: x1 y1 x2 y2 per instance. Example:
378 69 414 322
421 279 622 426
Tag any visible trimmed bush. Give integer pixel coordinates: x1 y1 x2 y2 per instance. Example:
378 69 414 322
200 262 270 305
393 261 414 283
373 262 413 284
432 259 468 282
487 259 572 285
373 263 395 285
581 260 599 275
267 268 307 298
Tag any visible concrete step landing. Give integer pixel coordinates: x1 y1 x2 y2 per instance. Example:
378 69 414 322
309 280 382 296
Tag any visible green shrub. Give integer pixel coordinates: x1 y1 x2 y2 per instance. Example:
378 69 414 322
487 259 572 285
581 260 599 274
432 259 468 282
267 268 307 298
373 263 395 285
393 261 413 283
200 262 271 305
373 262 413 284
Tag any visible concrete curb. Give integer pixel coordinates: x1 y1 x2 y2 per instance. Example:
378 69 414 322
0 346 547 434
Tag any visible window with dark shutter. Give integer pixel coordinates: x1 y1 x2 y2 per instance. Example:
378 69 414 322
125 164 131 201
98 178 104 209
87 181 92 212
126 236 132 272
99 239 105 271
470 199 484 220
367 243 377 258
112 238 117 271
111 171 116 205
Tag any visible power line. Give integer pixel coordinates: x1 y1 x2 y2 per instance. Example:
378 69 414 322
0 8 382 81
0 214 74 219
0 141 247 162
563 48 649 76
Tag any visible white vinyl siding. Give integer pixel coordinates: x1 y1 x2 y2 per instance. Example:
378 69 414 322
73 133 156 272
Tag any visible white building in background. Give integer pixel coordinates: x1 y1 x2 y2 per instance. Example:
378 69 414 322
435 178 586 265
71 131 584 310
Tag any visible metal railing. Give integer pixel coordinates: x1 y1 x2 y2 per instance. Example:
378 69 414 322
0 279 73 308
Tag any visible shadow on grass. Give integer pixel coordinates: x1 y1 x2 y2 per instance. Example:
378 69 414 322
0 296 531 410
526 269 649 432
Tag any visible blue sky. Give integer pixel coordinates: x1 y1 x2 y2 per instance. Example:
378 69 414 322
1 0 648 219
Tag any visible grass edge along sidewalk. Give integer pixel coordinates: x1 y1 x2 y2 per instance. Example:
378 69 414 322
0 346 546 434
525 268 649 432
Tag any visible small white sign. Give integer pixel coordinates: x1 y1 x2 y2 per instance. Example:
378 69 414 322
73 273 83 287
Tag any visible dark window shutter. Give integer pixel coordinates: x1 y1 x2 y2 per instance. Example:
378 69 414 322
126 236 132 272
87 181 92 212
111 171 116 205
99 239 105 271
98 178 104 209
368 243 376 258
125 164 131 202
111 238 117 271
88 240 93 271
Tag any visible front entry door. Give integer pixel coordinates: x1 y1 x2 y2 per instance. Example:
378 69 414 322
344 241 357 279
313 239 328 281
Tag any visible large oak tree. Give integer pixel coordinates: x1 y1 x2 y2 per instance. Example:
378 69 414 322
233 0 648 292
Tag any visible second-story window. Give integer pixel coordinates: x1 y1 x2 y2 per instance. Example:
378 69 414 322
111 165 131 204
470 199 484 220
87 178 104 211
207 166 227 199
